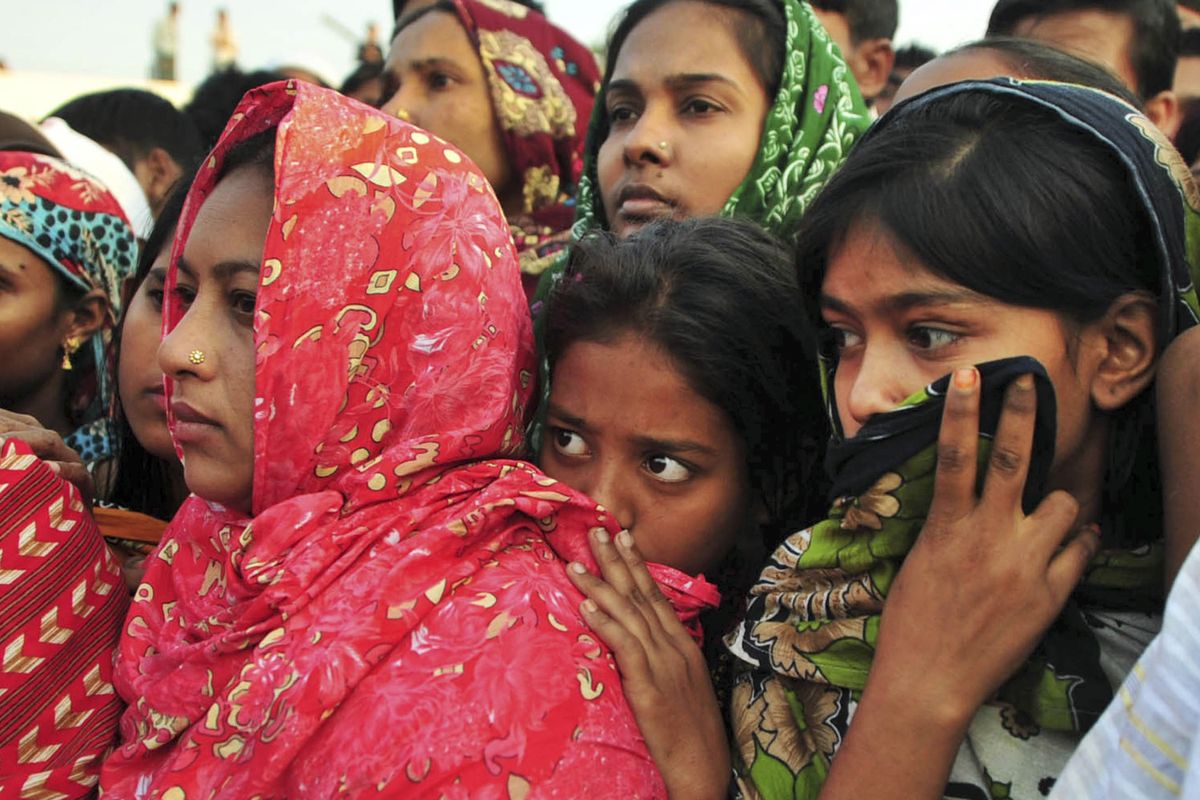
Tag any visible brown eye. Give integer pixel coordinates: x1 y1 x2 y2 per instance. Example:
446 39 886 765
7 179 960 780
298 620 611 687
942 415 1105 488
552 428 589 457
644 455 691 483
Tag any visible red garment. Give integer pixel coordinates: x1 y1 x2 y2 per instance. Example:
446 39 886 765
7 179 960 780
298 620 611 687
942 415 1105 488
0 439 129 798
451 0 601 293
100 81 717 798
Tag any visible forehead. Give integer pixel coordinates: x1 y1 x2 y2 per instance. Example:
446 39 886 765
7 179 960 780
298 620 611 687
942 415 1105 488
610 1 758 84
0 235 57 289
389 10 476 63
821 219 961 297
551 334 737 445
182 168 273 269
892 49 1016 105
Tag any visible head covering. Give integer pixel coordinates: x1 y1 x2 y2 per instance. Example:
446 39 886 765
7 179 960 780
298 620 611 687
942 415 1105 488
0 110 60 157
0 151 137 464
100 81 717 797
449 0 601 286
726 79 1200 800
0 439 129 795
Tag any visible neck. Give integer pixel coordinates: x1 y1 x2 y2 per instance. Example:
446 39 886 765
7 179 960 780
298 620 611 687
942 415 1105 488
1048 417 1110 530
7 372 72 437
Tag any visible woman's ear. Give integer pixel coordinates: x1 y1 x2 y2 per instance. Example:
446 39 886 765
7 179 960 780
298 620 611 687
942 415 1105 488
1089 292 1158 412
62 288 110 344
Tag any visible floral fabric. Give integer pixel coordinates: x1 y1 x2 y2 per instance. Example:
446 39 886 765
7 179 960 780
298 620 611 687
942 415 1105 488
725 80 1200 800
451 0 600 289
0 439 129 799
99 81 717 798
0 152 136 464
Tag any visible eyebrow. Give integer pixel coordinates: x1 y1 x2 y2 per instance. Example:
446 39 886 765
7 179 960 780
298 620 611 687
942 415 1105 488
175 256 261 282
405 56 464 73
820 289 984 315
608 72 740 95
546 403 719 458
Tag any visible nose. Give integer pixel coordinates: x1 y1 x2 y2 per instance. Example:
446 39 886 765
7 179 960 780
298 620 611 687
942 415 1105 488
380 81 419 126
575 459 635 532
158 303 217 382
839 346 912 437
621 112 674 169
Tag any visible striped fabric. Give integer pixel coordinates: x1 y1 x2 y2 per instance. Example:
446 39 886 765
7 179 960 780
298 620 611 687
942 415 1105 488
1052 542 1200 799
0 439 128 799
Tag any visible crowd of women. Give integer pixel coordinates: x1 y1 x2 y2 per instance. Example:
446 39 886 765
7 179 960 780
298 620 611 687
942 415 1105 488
2 0 1199 797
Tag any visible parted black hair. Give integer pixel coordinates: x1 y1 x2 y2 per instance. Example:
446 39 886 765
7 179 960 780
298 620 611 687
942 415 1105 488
950 36 1144 108
986 0 1180 98
545 216 827 540
795 87 1165 546
184 69 286 150
810 0 900 43
47 89 203 172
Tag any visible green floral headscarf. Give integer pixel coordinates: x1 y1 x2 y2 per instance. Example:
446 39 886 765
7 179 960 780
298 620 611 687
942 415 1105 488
726 79 1200 800
530 0 870 448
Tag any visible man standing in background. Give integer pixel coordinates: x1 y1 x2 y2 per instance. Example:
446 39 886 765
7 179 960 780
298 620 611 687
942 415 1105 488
151 2 179 80
810 0 899 106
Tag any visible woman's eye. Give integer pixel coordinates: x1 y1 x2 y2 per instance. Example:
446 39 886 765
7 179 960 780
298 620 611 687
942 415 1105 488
683 98 720 115
171 285 196 307
644 455 692 484
428 72 452 91
907 326 961 352
607 105 637 125
148 288 165 309
551 428 590 458
820 326 862 355
231 291 257 316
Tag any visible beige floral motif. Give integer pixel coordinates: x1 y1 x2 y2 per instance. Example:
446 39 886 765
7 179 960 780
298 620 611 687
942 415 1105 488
1129 113 1200 211
732 675 842 776
522 164 561 214
476 0 530 17
0 165 38 205
749 616 869 680
480 29 576 139
835 471 902 531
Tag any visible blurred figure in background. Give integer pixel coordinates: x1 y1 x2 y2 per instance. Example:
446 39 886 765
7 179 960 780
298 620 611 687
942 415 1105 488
1181 0 1200 27
184 68 285 149
210 7 238 71
46 89 202 215
340 61 385 105
1174 27 1200 168
810 0 899 105
358 21 384 64
151 2 179 80
874 42 937 114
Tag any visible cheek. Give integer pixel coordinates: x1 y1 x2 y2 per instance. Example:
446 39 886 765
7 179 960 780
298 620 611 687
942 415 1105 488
596 136 622 212
118 298 162 394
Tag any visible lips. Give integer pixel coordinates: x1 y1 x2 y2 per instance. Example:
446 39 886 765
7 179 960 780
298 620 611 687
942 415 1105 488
145 386 167 413
171 398 221 444
615 184 676 224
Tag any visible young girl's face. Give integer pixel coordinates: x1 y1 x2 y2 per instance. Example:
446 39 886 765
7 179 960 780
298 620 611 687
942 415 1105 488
597 0 770 239
157 167 271 513
541 331 755 577
821 220 1104 482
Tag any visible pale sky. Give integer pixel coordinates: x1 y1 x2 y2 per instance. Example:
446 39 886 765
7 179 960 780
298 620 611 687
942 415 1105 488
1 0 995 89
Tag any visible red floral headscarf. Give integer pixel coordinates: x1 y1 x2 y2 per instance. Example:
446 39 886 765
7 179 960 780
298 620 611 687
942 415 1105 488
100 81 715 798
451 0 601 288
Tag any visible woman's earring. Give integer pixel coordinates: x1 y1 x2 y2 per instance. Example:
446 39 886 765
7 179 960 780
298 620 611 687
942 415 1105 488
61 336 81 371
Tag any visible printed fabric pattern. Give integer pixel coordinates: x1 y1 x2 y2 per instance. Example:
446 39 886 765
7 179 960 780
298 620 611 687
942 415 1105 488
725 80 1200 800
0 152 137 464
0 439 129 799
99 81 717 799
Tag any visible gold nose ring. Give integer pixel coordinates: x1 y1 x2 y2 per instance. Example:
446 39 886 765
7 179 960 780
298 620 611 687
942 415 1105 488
188 350 206 365
658 141 669 152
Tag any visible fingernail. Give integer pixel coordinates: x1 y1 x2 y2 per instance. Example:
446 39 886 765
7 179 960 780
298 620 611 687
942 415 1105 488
1015 373 1034 389
581 599 597 613
616 530 634 549
953 367 977 390
569 562 587 575
593 529 609 544
47 461 61 474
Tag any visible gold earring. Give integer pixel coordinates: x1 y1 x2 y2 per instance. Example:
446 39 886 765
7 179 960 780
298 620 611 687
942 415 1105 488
61 336 81 371
188 349 207 365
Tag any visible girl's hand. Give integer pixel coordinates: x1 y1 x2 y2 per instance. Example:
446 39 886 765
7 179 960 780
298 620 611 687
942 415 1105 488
821 368 1099 800
0 409 94 504
568 529 730 800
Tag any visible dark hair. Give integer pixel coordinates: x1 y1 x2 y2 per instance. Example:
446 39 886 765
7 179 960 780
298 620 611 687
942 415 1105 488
810 0 899 43
184 68 286 150
46 89 203 172
986 0 1180 98
216 127 277 183
546 217 827 540
1181 26 1200 57
108 173 192 519
340 61 384 97
950 36 1144 108
795 88 1164 545
604 0 787 102
893 43 938 71
393 0 456 38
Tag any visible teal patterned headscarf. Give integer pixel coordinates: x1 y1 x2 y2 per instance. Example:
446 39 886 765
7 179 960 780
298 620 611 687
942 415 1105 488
727 80 1200 800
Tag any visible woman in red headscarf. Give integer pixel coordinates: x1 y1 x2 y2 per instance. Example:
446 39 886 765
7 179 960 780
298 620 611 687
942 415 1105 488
98 81 714 798
380 0 600 296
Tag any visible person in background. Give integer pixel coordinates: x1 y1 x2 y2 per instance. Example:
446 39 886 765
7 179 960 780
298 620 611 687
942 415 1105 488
151 2 180 80
340 61 385 105
810 0 899 106
874 42 936 114
987 0 1181 134
184 67 286 149
1175 27 1200 167
1180 0 1200 26
358 21 384 64
0 110 60 156
210 7 238 72
46 89 202 216
382 0 601 296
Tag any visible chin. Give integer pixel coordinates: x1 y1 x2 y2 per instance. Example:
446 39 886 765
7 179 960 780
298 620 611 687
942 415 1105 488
183 461 252 513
